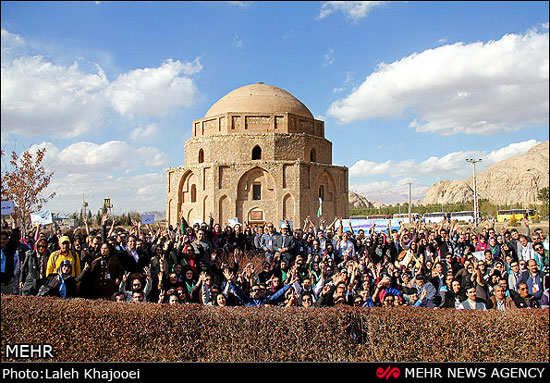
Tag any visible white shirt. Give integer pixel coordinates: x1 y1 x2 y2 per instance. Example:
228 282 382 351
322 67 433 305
520 243 535 262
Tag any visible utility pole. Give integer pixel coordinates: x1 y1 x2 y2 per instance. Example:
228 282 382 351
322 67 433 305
407 182 412 224
466 158 482 226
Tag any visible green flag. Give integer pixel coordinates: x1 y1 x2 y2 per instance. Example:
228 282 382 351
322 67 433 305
317 198 322 217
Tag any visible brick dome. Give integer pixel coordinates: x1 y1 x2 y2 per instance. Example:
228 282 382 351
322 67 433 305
204 82 314 119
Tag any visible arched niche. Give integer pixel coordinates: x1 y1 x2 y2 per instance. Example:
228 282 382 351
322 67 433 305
219 195 230 228
252 145 262 160
282 193 295 222
198 148 205 164
310 148 317 162
237 166 276 202
178 170 199 205
314 169 337 219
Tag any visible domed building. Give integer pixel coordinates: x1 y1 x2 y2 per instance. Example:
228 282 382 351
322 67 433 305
166 82 348 227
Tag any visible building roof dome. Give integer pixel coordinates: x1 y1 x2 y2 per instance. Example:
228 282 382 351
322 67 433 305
204 82 314 119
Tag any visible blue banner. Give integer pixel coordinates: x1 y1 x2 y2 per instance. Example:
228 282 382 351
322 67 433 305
335 219 400 234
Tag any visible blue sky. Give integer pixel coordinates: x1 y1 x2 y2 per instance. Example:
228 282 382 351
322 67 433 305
1 1 548 215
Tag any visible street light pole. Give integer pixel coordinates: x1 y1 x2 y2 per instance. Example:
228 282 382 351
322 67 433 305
466 158 482 226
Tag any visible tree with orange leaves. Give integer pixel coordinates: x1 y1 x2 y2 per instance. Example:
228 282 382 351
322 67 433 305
1 147 56 234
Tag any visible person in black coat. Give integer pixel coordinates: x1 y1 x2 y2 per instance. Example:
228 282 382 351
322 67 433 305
119 235 149 274
19 238 50 296
443 279 466 308
37 260 78 298
274 223 296 264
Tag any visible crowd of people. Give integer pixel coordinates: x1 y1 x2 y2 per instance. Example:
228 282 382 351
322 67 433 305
1 212 548 311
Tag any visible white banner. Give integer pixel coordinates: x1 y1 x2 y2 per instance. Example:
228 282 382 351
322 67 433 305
228 217 240 228
1 201 15 215
471 251 486 261
30 210 53 225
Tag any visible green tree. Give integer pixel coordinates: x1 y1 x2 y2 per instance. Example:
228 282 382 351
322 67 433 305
538 187 549 217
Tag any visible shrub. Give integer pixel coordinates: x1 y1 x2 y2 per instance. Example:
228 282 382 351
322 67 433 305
1 296 548 362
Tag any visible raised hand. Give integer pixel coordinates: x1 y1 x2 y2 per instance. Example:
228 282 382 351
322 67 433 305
144 266 152 279
223 269 235 282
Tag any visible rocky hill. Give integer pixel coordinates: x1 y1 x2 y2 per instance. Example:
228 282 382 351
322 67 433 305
422 141 549 205
348 191 374 208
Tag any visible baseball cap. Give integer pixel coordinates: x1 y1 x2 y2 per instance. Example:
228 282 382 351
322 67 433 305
59 236 71 244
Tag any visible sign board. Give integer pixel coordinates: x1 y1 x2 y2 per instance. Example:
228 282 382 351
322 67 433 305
250 211 263 221
1 201 15 215
30 210 53 226
60 218 76 228
141 215 155 225
103 198 111 209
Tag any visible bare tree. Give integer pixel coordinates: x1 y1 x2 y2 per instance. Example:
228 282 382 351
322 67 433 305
1 147 56 233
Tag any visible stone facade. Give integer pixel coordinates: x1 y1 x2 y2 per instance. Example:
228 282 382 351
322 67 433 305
166 83 348 227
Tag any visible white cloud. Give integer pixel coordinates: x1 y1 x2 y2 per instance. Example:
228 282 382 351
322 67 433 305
1 29 203 137
233 35 243 48
484 139 539 163
44 172 166 214
327 29 549 135
226 1 252 8
1 29 25 54
350 180 429 204
318 1 391 22
28 140 168 175
106 58 202 118
282 29 295 40
130 123 159 140
1 56 109 138
322 48 335 67
349 139 540 180
333 71 354 93
23 141 168 214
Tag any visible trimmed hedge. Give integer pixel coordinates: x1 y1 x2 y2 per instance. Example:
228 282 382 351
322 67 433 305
1 295 548 362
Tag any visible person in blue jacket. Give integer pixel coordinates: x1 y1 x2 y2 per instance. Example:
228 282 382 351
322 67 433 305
223 268 297 306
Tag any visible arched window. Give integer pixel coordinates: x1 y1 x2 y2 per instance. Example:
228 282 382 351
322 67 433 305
310 148 317 162
198 149 204 163
252 145 262 160
318 185 325 200
253 183 261 200
191 184 197 203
